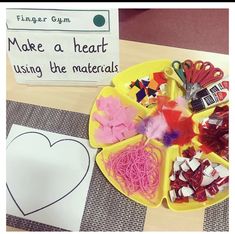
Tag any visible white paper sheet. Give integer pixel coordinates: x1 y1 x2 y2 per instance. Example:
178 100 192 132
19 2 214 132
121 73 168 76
6 124 97 231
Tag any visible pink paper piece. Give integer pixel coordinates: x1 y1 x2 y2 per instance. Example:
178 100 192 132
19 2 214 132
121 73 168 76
95 126 117 144
93 96 138 144
92 113 110 126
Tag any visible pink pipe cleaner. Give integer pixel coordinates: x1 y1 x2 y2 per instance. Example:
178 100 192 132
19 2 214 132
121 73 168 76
103 141 162 203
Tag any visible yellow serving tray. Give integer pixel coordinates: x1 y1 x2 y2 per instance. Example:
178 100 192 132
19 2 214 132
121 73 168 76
89 59 229 211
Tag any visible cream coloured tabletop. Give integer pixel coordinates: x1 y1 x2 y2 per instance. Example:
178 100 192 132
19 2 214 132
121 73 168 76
6 39 229 232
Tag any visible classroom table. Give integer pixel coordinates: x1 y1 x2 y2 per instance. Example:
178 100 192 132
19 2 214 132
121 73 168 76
6 39 229 231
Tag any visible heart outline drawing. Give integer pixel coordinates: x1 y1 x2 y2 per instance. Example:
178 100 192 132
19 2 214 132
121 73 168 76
6 131 90 216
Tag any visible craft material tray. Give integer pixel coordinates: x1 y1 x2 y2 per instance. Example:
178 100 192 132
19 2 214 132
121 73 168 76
89 59 229 211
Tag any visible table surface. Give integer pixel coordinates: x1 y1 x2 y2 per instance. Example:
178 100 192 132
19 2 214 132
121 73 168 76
6 39 228 232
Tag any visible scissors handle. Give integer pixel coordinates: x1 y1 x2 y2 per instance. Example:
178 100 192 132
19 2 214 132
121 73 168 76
190 60 204 83
172 61 186 83
164 66 184 87
200 68 224 87
182 59 196 84
194 62 214 85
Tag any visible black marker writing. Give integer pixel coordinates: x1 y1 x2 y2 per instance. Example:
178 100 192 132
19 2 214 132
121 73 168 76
54 44 64 52
8 37 44 52
16 15 47 24
72 61 118 74
49 61 67 73
51 16 71 24
13 64 42 78
73 37 108 53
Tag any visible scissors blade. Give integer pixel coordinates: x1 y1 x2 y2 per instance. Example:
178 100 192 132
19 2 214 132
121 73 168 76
184 82 201 100
185 83 193 100
189 83 202 100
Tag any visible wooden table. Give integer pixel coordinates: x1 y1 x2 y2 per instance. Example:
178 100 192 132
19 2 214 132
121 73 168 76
6 39 228 232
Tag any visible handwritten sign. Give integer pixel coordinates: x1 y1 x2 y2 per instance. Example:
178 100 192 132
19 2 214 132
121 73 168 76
6 9 119 85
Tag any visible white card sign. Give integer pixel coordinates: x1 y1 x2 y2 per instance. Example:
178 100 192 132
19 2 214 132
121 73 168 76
6 8 119 85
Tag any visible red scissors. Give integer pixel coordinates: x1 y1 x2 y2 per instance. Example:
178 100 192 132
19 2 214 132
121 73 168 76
193 61 224 87
182 59 224 99
182 60 203 99
183 60 203 82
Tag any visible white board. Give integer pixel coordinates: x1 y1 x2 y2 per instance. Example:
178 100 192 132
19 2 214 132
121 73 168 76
6 8 119 85
6 124 97 231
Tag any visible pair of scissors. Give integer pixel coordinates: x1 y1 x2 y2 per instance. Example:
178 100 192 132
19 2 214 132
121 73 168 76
182 59 224 100
172 60 199 99
193 61 224 87
182 59 204 99
163 66 184 87
171 60 199 100
171 61 187 87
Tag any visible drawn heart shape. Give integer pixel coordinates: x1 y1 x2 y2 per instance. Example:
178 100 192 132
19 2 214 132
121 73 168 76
6 131 90 216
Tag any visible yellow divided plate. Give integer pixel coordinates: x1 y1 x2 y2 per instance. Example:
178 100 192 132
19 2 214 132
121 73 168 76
89 86 148 148
96 137 228 211
89 59 229 211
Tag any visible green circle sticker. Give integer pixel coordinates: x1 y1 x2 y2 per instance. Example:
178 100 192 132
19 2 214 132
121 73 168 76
93 14 105 27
